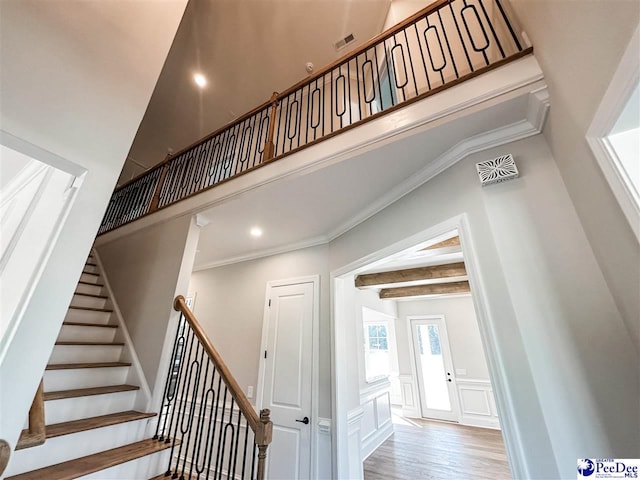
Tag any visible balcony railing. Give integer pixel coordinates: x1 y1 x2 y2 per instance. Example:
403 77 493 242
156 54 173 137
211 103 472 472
99 0 531 235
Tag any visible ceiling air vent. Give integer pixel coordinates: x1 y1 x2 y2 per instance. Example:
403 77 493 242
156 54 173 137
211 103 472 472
334 33 356 51
476 154 519 186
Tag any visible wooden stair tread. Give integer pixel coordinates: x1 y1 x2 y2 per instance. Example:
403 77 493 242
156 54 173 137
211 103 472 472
46 411 156 439
72 292 108 299
81 271 100 276
55 341 124 346
6 438 172 480
45 384 139 401
62 321 117 328
85 262 97 267
68 306 113 312
77 280 104 287
46 362 131 370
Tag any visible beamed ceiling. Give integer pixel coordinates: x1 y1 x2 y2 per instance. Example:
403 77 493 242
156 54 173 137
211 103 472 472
354 236 471 299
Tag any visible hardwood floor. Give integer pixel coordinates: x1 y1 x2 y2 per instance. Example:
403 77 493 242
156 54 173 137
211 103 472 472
364 412 512 480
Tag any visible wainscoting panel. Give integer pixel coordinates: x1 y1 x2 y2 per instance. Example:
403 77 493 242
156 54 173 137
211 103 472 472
399 374 420 418
347 407 365 480
360 381 394 460
456 379 500 429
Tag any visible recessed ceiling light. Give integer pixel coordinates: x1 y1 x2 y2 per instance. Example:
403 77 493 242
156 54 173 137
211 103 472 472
250 227 263 237
193 73 207 88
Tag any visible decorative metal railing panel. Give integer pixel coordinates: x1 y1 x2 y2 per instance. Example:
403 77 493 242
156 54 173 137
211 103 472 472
99 0 530 235
154 296 271 480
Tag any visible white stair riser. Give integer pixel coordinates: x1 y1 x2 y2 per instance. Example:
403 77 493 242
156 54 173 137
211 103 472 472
76 283 104 296
49 344 124 364
83 264 99 274
79 447 171 480
71 295 108 309
65 308 112 324
4 418 151 476
45 391 138 424
44 366 129 391
57 325 116 343
80 272 102 284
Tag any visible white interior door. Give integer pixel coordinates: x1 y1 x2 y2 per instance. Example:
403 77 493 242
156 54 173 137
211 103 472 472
410 316 460 422
260 280 315 480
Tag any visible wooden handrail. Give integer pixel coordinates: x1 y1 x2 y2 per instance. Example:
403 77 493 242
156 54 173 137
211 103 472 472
101 0 530 235
172 295 272 479
173 295 265 434
277 0 454 99
15 379 45 450
0 439 10 477
115 97 273 192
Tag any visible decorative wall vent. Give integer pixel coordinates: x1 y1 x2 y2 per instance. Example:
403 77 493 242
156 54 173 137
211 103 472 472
476 154 519 186
334 33 356 51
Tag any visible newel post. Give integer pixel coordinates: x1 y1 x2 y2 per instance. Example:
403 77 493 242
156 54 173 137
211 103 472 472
149 161 170 212
255 408 273 480
262 92 279 163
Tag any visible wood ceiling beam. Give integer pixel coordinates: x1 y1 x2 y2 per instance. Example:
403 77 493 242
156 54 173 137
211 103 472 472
421 236 460 250
355 262 466 288
379 281 470 299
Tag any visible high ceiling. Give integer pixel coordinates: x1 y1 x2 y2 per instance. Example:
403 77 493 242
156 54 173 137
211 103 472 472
120 0 392 184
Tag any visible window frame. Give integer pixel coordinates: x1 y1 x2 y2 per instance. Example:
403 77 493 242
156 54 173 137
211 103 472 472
586 25 640 242
361 307 399 384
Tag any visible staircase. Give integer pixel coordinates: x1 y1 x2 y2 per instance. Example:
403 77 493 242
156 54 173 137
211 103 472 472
4 252 170 479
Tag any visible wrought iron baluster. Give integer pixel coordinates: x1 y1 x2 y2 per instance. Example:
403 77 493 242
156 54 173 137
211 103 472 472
99 0 531 235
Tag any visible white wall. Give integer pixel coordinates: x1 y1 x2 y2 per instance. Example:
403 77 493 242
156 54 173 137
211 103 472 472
189 244 332 418
397 296 490 380
509 0 640 356
0 0 187 453
330 134 639 479
96 215 200 402
352 289 396 459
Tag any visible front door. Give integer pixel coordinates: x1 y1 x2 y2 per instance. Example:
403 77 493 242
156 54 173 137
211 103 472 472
410 316 460 422
260 279 315 479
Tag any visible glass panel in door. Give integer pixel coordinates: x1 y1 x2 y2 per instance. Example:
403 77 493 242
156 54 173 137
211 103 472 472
416 324 451 411
411 317 459 422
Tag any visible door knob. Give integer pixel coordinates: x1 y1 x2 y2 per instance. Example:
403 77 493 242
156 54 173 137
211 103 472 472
295 416 310 425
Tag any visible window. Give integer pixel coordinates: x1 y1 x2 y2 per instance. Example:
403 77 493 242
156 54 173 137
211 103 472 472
362 307 399 383
587 26 640 242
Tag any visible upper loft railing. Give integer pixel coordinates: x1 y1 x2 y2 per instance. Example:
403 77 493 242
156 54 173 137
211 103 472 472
98 0 531 235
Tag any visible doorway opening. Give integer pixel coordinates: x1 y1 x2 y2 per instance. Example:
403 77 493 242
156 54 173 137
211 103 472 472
332 218 514 479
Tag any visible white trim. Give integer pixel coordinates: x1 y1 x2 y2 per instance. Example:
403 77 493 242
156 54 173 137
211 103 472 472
255 274 320 479
191 90 550 271
347 406 365 429
193 235 329 271
455 378 492 386
93 250 152 411
0 129 86 177
0 161 49 207
458 215 526 477
398 374 421 418
318 417 332 434
96 56 546 248
586 25 640 243
407 314 462 422
0 132 85 367
325 108 548 242
331 215 527 479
